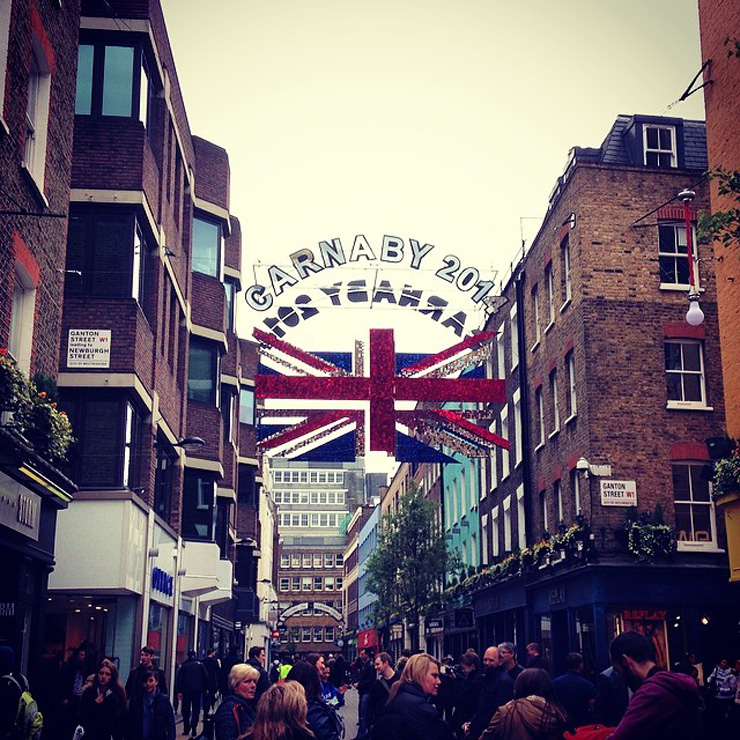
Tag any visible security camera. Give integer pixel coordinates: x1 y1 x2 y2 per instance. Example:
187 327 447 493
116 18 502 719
576 457 590 472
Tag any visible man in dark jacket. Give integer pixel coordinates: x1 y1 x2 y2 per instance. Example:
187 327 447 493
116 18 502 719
126 647 168 703
127 669 176 740
465 646 514 740
450 652 484 739
607 631 702 739
552 652 596 728
366 652 399 730
246 646 270 701
355 649 375 739
202 649 220 712
176 651 208 738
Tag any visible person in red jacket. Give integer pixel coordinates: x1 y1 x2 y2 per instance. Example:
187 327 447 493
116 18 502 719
607 631 703 739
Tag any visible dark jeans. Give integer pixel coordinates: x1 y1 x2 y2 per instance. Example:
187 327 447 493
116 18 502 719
181 692 203 733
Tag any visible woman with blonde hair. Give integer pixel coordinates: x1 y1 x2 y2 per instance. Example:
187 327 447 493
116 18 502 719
373 653 454 740
215 663 260 739
245 682 315 740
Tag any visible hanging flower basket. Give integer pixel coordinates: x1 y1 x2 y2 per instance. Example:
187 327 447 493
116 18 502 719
713 445 740 499
0 350 32 428
622 517 674 562
22 389 74 463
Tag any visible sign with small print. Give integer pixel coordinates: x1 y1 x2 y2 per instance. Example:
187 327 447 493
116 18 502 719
67 329 111 368
600 479 637 507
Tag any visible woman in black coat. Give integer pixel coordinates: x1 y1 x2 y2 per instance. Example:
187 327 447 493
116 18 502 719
78 660 128 740
286 661 342 740
372 653 455 740
215 663 259 740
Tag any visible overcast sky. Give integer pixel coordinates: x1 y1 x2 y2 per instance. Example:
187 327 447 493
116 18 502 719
160 0 706 352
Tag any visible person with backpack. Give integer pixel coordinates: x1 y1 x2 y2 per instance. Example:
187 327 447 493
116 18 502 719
0 646 43 740
287 661 344 740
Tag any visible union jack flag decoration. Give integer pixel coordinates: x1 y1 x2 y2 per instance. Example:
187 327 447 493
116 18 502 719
254 328 509 459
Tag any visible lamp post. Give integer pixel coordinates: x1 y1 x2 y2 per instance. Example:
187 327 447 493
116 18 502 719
677 189 704 326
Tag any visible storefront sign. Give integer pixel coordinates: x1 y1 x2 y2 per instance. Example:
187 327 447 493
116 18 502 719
67 329 111 368
0 603 15 616
151 567 173 596
0 471 41 541
454 608 474 629
425 618 444 633
358 629 379 648
600 480 637 507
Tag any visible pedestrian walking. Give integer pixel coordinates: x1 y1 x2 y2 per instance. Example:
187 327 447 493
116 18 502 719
176 650 209 738
606 630 703 739
287 661 344 740
58 646 91 739
480 668 569 740
214 664 259 740
366 652 398 731
126 646 168 703
464 647 514 740
450 652 484 739
498 644 524 684
551 653 596 728
354 649 375 740
78 661 128 740
219 647 242 697
244 682 315 740
126 669 176 740
0 645 44 740
203 649 221 713
370 653 454 740
706 656 736 733
246 647 270 702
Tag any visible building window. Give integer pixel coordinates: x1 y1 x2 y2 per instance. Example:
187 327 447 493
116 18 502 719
554 480 563 524
516 485 526 549
0 2 11 127
497 324 506 379
324 553 334 568
335 554 344 568
302 627 311 642
313 627 323 642
325 577 334 591
279 578 289 592
192 215 222 278
23 36 52 192
182 471 216 541
673 463 716 549
154 436 176 521
570 469 581 515
188 339 220 405
491 506 500 558
545 263 555 327
302 577 312 591
336 577 343 590
549 370 560 434
513 390 522 467
560 236 572 305
291 576 300 591
8 263 37 375
531 285 540 347
503 497 512 552
225 280 237 332
501 408 510 479
659 223 696 287
303 554 311 568
239 387 255 425
281 554 290 568
325 627 335 642
509 304 518 371
540 490 548 535
665 340 706 408
535 386 544 448
75 40 154 122
565 351 577 419
221 386 235 444
65 211 152 314
643 125 676 168
314 576 323 591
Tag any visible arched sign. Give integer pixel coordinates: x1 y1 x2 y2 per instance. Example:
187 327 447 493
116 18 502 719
245 235 497 338
281 602 343 621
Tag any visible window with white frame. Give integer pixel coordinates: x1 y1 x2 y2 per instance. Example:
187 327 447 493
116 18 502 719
517 485 526 549
489 422 498 490
673 462 716 549
325 553 334 568
313 627 323 642
570 469 581 515
481 513 489 565
658 223 696 287
325 576 335 591
302 577 312 591
545 263 555 327
302 554 311 568
314 576 323 591
335 554 344 568
503 497 512 552
497 324 506 380
8 263 37 375
509 304 519 371
336 576 343 590
531 285 541 347
479 455 487 501
291 576 300 591
491 506 500 558
325 627 335 642
665 340 707 407
540 490 548 534
23 35 52 193
535 386 545 448
560 236 572 305
291 554 300 568
280 554 290 568
0 2 11 131
643 125 677 168
554 480 563 523
279 577 289 592
302 627 312 642
549 370 560 434
501 408 510 478
565 351 577 419
513 390 522 467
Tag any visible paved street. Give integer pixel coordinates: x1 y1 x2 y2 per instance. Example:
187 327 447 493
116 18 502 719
338 685 359 739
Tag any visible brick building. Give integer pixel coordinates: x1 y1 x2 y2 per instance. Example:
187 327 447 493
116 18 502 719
0 0 80 678
471 113 736 675
698 0 740 582
42 0 263 688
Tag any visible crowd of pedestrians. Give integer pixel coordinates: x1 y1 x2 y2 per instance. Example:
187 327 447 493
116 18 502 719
4 631 740 739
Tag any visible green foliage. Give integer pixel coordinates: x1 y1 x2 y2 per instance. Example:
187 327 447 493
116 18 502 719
365 484 458 643
621 509 674 562
713 442 740 498
698 166 740 247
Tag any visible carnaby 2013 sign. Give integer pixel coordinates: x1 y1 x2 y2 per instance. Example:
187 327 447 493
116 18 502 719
244 234 497 338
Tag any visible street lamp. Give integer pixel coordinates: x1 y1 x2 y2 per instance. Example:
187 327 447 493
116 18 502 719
677 189 704 326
